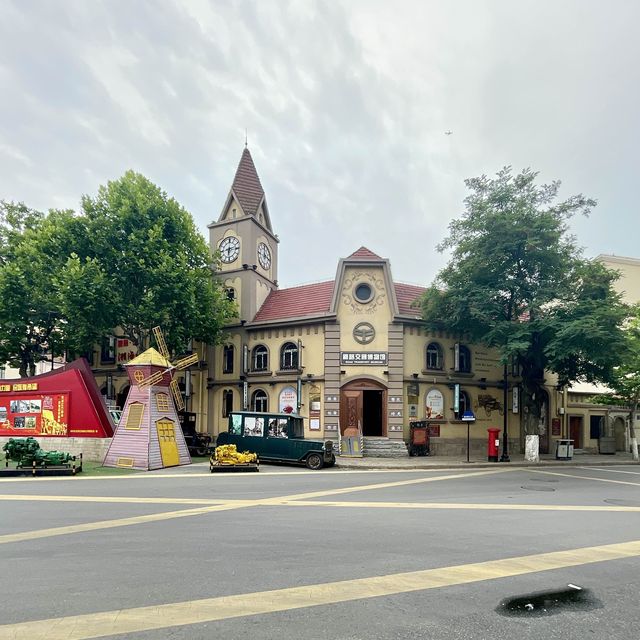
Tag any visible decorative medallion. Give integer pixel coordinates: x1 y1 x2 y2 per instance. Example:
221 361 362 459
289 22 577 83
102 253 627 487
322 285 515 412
341 272 386 314
353 322 375 345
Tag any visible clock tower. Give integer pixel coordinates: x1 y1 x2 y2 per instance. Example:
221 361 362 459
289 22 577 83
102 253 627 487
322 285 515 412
208 147 278 322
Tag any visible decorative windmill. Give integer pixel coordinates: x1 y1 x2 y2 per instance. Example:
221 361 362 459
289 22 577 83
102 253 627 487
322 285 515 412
103 326 199 471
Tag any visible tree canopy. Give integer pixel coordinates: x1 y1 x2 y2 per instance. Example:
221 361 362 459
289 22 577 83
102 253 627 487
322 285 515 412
0 172 235 376
592 307 640 459
420 167 629 435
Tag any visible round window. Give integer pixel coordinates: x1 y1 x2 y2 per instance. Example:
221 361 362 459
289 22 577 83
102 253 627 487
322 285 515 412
354 283 373 303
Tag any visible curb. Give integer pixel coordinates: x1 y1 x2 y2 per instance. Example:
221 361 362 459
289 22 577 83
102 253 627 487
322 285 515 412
334 459 639 471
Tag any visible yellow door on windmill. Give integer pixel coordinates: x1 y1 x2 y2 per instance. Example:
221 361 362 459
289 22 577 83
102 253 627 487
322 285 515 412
157 419 180 467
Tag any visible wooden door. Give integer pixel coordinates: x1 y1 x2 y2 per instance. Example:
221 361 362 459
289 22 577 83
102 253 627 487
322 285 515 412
340 390 362 436
569 416 582 449
157 419 180 467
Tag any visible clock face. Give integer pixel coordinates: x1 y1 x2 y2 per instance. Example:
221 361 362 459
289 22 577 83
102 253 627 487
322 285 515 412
219 236 240 263
258 242 271 269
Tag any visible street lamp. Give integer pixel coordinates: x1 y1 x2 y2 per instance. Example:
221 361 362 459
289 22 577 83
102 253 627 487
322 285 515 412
500 363 510 462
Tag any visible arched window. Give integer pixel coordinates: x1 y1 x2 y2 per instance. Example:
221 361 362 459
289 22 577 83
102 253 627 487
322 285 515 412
222 389 234 418
252 389 268 412
456 344 471 373
426 342 443 370
252 345 268 371
456 389 471 418
280 342 299 370
223 345 234 374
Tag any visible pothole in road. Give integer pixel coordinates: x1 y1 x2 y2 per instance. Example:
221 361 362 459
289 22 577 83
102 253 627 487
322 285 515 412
604 498 640 507
496 584 603 617
521 485 556 492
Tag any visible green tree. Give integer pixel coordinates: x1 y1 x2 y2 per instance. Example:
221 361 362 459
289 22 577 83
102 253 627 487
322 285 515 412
0 173 236 375
78 170 235 353
420 167 629 440
592 308 640 460
0 205 85 376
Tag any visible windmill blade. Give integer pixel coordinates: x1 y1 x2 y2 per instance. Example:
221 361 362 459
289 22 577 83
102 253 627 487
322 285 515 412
173 353 199 370
152 326 170 360
137 370 167 388
170 379 185 411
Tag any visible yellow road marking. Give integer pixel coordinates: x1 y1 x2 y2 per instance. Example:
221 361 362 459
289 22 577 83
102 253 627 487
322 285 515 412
529 468 640 486
0 504 244 545
2 539 639 640
0 468 449 483
260 468 514 502
279 500 640 512
0 494 233 506
5 492 640 513
0 469 510 545
577 466 640 475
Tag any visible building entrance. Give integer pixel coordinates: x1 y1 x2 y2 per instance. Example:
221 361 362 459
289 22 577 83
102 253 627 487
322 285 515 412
340 379 387 438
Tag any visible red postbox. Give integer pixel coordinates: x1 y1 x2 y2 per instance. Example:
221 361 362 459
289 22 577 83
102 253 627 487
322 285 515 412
487 428 501 462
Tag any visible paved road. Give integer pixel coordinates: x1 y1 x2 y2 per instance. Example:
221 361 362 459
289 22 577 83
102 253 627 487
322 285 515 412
1 465 639 639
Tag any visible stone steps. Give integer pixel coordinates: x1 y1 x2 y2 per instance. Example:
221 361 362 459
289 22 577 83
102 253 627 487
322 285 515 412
362 437 408 458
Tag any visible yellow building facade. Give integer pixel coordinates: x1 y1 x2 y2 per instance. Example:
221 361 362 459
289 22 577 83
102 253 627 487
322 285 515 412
88 151 634 458
205 148 565 457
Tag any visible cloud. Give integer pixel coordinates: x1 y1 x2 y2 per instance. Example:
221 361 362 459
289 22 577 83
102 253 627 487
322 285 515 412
1 0 639 288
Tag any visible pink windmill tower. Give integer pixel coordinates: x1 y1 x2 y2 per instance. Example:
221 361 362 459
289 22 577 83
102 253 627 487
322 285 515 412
103 326 197 470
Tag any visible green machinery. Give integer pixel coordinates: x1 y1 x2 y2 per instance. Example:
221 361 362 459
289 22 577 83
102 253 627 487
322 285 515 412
3 437 75 468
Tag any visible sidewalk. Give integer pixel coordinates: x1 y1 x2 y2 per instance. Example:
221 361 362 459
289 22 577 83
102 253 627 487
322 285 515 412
334 451 639 470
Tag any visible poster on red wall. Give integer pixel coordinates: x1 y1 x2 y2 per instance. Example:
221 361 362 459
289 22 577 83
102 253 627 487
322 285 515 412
0 392 69 436
0 359 114 438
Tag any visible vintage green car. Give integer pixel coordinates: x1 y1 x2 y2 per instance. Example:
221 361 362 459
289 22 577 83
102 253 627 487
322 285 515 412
215 411 335 470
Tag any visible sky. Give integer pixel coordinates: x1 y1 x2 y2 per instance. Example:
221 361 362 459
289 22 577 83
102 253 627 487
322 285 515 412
1 0 639 289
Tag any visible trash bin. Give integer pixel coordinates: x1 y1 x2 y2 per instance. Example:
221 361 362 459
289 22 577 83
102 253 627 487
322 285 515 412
555 439 574 460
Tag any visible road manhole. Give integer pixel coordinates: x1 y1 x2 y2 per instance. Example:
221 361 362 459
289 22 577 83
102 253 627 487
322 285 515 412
496 584 602 617
521 485 556 492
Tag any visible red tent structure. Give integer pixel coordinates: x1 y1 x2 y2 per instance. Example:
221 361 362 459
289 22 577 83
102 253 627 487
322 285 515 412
0 359 114 439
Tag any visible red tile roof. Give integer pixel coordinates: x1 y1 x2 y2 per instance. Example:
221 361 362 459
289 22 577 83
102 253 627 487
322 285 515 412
345 246 384 261
251 279 426 323
252 281 335 323
395 282 426 316
231 148 265 216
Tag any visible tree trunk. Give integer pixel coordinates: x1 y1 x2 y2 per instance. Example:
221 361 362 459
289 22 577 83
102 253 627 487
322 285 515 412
521 381 544 436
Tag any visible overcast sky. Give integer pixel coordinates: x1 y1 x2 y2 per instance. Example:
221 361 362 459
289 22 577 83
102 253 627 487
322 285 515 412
1 0 638 288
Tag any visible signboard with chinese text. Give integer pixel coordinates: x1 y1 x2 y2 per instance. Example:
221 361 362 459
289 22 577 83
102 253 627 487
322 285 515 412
116 338 138 364
341 352 387 365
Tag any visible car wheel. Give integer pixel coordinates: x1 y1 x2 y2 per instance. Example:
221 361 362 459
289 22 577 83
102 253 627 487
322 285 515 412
305 453 324 470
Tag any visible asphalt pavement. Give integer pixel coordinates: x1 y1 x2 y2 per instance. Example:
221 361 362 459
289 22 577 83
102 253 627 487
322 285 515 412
1 461 639 639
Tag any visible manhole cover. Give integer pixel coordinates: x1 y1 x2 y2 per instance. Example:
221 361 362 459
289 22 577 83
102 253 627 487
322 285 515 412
496 584 602 617
521 485 556 492
604 498 640 507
